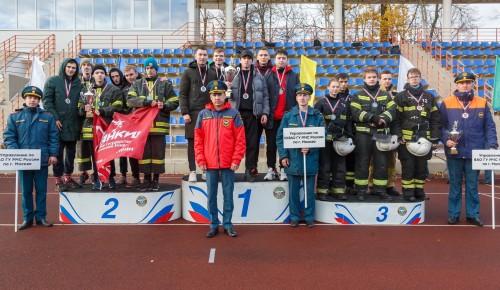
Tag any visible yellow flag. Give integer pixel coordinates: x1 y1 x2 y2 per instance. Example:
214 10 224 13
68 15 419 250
299 55 317 106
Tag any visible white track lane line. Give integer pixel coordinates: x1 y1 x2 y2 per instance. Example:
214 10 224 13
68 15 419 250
208 248 216 264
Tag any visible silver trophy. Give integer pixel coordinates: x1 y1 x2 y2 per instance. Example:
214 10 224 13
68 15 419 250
83 89 95 118
447 121 462 155
223 57 240 98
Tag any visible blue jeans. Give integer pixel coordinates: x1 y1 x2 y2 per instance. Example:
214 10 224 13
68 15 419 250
53 140 77 177
446 158 480 218
20 166 49 221
206 169 235 229
288 174 316 222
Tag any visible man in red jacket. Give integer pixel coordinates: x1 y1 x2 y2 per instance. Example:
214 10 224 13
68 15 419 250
194 80 246 238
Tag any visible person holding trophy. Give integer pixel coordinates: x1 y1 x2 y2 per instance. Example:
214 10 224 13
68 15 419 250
77 65 124 189
440 71 498 226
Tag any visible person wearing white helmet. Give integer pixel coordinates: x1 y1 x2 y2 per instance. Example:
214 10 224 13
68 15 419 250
392 68 441 202
314 77 352 201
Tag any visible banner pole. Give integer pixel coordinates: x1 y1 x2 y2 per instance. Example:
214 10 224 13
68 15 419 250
303 153 307 209
15 171 19 233
492 170 495 230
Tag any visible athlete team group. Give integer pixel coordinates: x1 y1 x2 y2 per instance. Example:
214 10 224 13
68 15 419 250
4 45 497 235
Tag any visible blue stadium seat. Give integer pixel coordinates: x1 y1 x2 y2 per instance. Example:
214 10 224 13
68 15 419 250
382 42 391 48
316 67 326 74
184 48 193 55
181 58 191 65
348 78 355 86
169 116 177 125
486 67 496 74
362 42 372 48
354 59 364 66
255 42 264 48
175 136 188 145
101 49 111 56
480 41 490 47
451 41 460 47
461 41 472 48
472 49 482 56
337 67 348 74
461 50 472 56
478 90 485 97
294 42 303 48
462 59 473 66
349 67 360 74
470 41 480 48
326 67 336 74
296 49 306 56
359 49 369 55
127 58 137 65
157 67 166 74
167 66 177 74
477 79 485 86
136 67 143 73
343 42 352 47
159 58 169 65
317 49 327 56
343 59 353 66
153 48 162 55
179 67 186 73
332 59 342 66
163 48 173 55
484 59 495 66
387 59 398 67
137 57 146 64
441 42 451 49
319 78 329 86
323 42 333 48
169 58 180 65
337 49 348 55
333 42 343 48
427 89 437 96
268 49 275 55
224 48 234 55
260 135 265 145
315 89 324 97
355 78 364 86
365 59 376 66
94 58 104 64
173 48 183 55
165 135 172 144
307 49 316 56
235 41 244 48
225 41 234 47
215 41 224 47
372 42 381 48
494 49 500 55
487 79 495 86
474 67 485 75
375 59 386 66
491 42 500 47
90 48 100 55
289 58 300 66
348 49 358 55
80 48 89 55
178 117 185 126
451 49 461 56
304 42 313 48
370 49 380 55
143 49 152 55
207 48 213 55
245 41 253 48
132 49 142 55
274 42 283 48
286 49 296 57
321 59 332 66
292 67 300 74
284 42 293 48
105 58 116 65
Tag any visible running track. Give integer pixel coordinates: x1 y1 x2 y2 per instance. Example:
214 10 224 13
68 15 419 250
1 174 499 289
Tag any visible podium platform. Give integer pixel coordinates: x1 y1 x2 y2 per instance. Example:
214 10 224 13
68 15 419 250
59 183 182 224
182 174 425 225
315 194 425 225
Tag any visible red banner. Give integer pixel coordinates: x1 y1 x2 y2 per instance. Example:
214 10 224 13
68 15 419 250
93 115 111 182
95 107 159 182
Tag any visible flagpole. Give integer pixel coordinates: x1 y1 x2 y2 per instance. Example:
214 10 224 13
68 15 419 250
492 170 495 229
14 170 19 232
303 153 307 209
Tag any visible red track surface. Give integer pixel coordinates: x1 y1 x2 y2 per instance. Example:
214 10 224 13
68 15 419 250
1 174 500 289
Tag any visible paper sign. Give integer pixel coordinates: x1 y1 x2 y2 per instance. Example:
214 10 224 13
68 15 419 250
283 127 325 149
0 149 41 170
472 150 500 170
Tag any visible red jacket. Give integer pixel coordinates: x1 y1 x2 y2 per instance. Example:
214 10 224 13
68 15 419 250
194 102 246 169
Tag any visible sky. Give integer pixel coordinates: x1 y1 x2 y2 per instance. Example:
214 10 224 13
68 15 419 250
472 4 500 28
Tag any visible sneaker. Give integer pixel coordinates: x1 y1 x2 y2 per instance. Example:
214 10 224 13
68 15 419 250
279 168 288 181
117 175 127 185
93 179 102 190
201 171 206 181
78 172 89 185
128 178 141 188
150 181 159 191
188 171 197 182
138 180 152 192
108 177 117 189
55 178 68 192
264 167 275 181
64 175 82 189
252 168 259 177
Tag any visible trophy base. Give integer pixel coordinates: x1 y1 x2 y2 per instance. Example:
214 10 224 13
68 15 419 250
86 113 94 118
450 148 458 155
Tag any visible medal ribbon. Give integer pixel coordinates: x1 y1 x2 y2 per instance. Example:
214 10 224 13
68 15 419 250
299 109 308 127
144 78 159 99
242 70 251 95
64 79 72 100
198 65 207 87
407 91 424 107
458 97 471 115
277 70 286 93
325 96 341 117
363 88 380 104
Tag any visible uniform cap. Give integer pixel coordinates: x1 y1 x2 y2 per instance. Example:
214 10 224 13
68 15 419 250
295 83 314 95
207 80 227 94
21 86 43 99
454 71 475 83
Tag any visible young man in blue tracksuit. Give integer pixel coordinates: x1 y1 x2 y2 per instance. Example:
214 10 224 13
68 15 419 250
277 83 324 228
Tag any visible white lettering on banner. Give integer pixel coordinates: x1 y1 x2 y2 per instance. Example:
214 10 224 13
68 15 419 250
283 127 325 148
0 149 41 170
472 150 500 170
100 130 142 143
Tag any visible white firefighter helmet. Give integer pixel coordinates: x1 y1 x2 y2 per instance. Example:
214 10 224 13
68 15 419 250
406 137 433 156
333 138 355 156
375 135 399 151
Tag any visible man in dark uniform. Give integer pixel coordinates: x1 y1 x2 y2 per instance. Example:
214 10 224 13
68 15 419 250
3 86 59 230
179 46 217 182
127 57 179 191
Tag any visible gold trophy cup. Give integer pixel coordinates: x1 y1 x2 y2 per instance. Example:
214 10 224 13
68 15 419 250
223 57 241 98
448 121 462 155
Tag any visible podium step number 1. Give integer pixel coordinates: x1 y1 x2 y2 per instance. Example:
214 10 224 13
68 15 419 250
0 149 41 232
